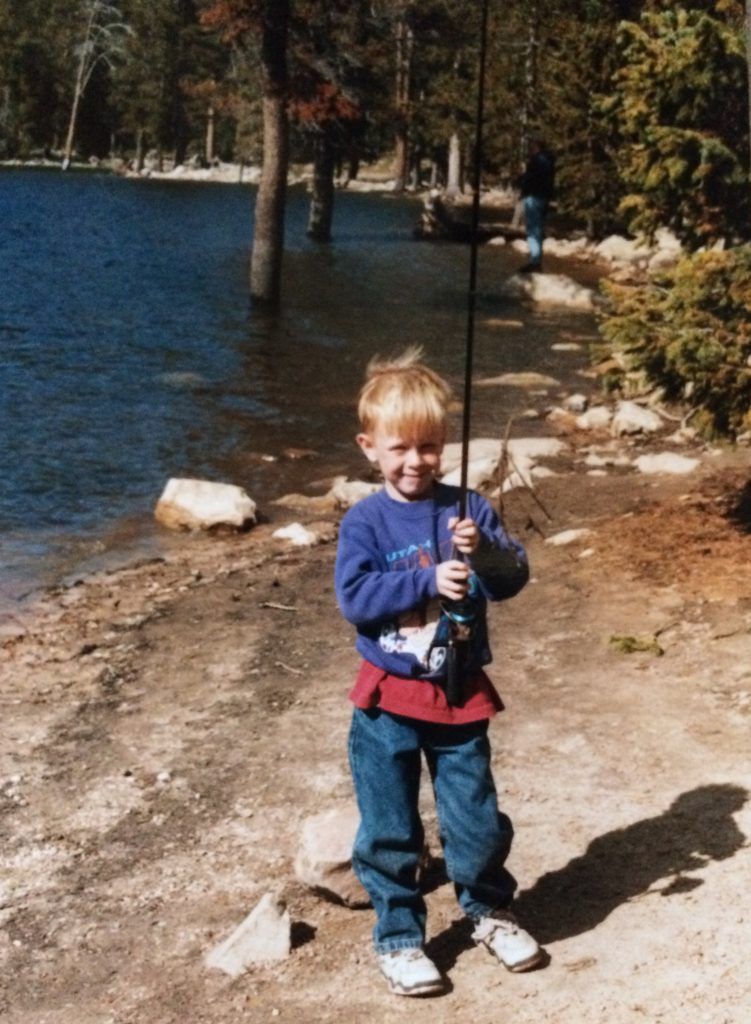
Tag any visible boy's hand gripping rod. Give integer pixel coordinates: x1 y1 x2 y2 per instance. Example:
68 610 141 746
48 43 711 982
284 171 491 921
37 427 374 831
442 0 491 707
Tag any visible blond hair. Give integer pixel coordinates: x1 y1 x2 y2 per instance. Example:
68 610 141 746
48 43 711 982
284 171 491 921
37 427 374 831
357 346 452 437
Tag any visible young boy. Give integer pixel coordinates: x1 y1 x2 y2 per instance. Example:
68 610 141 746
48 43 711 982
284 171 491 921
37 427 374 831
335 349 544 996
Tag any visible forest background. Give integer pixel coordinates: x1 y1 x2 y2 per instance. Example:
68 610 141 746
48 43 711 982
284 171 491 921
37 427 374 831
3 0 751 433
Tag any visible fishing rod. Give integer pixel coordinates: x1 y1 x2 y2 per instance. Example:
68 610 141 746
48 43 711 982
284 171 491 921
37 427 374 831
458 0 491 520
442 0 491 706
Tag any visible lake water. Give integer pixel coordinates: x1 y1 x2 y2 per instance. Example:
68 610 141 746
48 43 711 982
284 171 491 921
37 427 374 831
0 169 595 608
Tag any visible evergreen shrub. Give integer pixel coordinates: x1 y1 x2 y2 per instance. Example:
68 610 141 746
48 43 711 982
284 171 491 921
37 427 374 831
599 245 751 437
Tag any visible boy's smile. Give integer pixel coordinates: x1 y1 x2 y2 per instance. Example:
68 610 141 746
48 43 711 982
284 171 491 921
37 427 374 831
357 427 444 502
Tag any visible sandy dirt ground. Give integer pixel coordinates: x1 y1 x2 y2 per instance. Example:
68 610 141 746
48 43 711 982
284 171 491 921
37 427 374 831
1 418 750 1024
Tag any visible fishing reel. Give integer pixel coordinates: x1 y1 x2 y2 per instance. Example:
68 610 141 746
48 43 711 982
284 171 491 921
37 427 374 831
436 594 478 707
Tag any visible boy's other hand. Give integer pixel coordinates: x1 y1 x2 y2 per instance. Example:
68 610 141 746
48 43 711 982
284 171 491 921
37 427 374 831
448 515 480 555
436 559 470 600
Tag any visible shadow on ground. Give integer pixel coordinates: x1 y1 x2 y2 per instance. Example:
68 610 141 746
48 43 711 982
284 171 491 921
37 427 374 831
514 783 747 944
427 783 747 967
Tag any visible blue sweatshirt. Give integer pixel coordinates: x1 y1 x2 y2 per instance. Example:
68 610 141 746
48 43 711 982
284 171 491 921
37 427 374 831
334 483 528 681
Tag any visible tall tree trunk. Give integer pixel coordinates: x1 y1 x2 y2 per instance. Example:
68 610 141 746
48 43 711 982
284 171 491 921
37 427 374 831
250 1 290 307
307 130 335 241
135 127 145 172
63 55 88 169
206 103 216 164
746 1 751 177
446 132 462 195
392 15 413 193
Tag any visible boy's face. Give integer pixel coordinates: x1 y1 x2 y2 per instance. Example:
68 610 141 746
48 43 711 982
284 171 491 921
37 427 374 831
357 424 444 502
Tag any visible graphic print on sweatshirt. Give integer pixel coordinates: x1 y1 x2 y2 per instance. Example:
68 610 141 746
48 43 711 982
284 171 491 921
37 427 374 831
379 535 467 673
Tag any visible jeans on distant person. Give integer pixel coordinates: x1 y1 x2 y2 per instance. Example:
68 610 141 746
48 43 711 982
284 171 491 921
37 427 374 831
348 707 516 953
523 194 549 266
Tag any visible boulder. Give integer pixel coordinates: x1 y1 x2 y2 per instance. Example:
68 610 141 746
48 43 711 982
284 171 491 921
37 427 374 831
294 806 370 908
576 406 613 430
155 478 257 531
205 893 291 977
611 401 662 437
506 437 566 461
504 273 595 310
595 234 650 264
634 453 700 475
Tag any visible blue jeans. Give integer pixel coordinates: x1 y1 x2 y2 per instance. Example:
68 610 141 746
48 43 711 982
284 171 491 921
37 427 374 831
348 708 516 953
523 194 548 266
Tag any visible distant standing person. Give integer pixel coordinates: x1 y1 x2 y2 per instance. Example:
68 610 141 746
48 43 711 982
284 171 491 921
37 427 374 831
518 137 555 273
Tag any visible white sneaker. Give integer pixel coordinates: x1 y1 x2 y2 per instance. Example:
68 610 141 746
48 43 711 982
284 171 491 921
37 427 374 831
377 947 445 996
472 910 544 972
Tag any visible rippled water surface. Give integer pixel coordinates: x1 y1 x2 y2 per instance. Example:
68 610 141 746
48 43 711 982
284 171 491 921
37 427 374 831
0 169 595 604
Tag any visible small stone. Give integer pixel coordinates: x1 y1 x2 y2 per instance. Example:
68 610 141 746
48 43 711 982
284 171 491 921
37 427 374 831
206 893 291 977
545 528 592 546
563 393 589 413
272 523 318 547
576 406 613 430
156 771 172 784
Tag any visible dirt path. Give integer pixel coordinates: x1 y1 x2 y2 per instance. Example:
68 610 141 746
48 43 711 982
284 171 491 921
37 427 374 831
1 433 750 1023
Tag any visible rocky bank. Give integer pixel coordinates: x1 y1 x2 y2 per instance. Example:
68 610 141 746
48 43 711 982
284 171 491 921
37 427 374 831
2 360 751 1022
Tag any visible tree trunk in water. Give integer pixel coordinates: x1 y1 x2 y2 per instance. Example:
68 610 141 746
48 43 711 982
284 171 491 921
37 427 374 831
307 131 335 241
206 104 215 164
392 16 413 194
446 132 462 195
135 128 145 172
63 65 86 169
250 1 290 307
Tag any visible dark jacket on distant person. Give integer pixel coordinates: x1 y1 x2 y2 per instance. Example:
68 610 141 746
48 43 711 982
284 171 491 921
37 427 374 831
520 148 555 202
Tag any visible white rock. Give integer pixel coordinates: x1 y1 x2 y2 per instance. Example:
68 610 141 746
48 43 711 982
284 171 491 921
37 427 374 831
441 456 499 490
542 237 592 259
587 469 608 477
206 893 291 976
294 806 369 908
504 273 595 310
634 453 700 475
611 401 663 437
576 406 613 430
545 528 592 546
595 234 650 263
272 522 318 547
563 393 589 413
551 342 582 352
654 227 682 253
506 437 565 461
441 439 501 476
476 371 560 389
510 238 528 254
487 235 507 246
155 479 257 531
531 465 556 480
328 476 381 508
